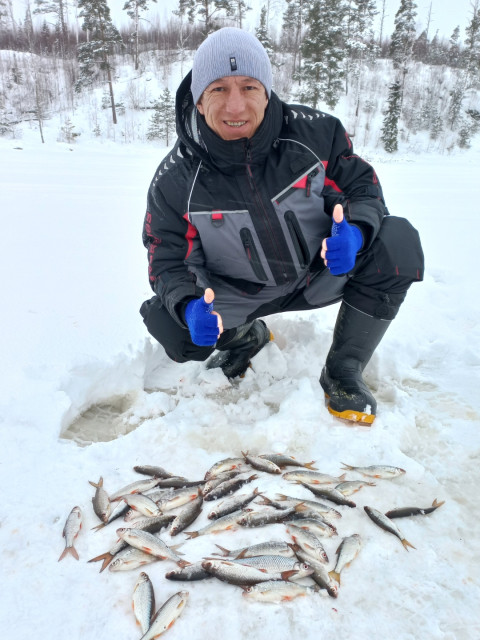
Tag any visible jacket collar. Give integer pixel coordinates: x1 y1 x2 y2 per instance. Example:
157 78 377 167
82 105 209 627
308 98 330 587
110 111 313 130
176 71 283 175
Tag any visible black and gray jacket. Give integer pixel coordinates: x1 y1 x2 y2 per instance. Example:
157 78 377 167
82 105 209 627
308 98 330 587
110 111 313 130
143 71 387 326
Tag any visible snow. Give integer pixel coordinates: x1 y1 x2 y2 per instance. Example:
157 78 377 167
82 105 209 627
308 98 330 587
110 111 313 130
1 130 480 640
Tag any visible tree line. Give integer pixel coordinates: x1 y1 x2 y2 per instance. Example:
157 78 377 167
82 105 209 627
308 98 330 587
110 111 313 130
0 0 479 151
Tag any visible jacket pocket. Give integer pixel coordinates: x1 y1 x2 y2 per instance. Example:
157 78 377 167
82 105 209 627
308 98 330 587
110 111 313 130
240 228 269 281
284 210 310 269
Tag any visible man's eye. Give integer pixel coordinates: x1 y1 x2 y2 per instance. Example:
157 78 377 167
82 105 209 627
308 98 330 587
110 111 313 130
245 86 258 91
211 87 224 92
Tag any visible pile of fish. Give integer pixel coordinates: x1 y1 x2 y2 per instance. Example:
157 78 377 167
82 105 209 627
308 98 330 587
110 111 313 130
59 452 444 635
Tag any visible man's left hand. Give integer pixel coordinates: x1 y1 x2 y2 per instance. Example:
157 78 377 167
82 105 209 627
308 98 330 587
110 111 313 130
321 204 363 275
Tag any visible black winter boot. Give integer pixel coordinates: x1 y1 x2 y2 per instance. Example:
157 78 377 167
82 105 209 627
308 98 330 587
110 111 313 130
206 319 273 379
320 302 391 424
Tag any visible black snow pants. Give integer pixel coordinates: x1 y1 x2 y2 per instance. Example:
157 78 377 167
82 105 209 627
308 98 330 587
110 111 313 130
140 216 424 363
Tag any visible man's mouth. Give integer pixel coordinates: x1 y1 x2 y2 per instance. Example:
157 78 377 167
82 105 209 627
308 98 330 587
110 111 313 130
225 121 247 127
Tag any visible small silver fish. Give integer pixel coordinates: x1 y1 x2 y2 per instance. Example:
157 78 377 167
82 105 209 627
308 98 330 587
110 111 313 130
300 483 356 507
385 498 445 519
242 451 282 474
139 591 189 640
184 510 244 539
58 506 82 561
364 506 416 551
283 470 346 485
230 555 314 580
89 477 111 523
156 486 204 512
133 465 181 479
169 490 203 536
259 453 317 470
123 494 162 517
132 572 155 635
238 506 297 528
201 559 299 585
208 488 262 520
286 518 337 538
241 580 319 602
165 561 212 581
286 525 329 564
109 478 163 502
341 463 406 479
117 528 189 567
335 480 376 496
109 546 158 572
204 457 245 480
275 494 342 519
329 534 363 584
203 474 258 501
212 541 295 559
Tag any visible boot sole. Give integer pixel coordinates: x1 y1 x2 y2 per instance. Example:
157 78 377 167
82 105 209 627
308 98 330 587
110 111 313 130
324 394 375 425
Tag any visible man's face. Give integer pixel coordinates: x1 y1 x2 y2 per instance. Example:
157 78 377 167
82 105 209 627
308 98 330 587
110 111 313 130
196 75 268 141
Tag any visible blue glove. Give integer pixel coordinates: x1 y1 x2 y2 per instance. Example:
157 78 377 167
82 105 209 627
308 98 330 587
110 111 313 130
184 290 220 346
324 206 363 275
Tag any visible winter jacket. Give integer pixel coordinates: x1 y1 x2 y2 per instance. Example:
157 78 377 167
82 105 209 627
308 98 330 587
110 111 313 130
143 71 387 327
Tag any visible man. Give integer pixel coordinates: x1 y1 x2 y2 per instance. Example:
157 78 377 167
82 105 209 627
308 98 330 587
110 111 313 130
141 27 424 424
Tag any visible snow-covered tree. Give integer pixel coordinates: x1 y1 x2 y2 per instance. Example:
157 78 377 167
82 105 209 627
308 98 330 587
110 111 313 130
147 87 175 145
76 0 123 124
299 0 346 110
464 1 480 85
175 0 235 37
389 0 417 70
281 0 310 78
123 0 157 71
344 0 378 96
448 26 461 68
381 79 402 152
255 6 274 59
232 0 251 28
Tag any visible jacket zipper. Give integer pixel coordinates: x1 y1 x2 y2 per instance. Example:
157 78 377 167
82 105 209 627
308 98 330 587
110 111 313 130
274 167 320 205
240 228 269 281
284 210 310 268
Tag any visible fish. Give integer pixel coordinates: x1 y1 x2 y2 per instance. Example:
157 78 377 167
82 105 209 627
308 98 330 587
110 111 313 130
109 546 159 572
212 541 295 559
275 494 342 519
58 506 82 561
123 494 162 517
335 480 376 496
165 561 213 581
139 591 189 640
132 572 155 635
329 534 363 584
153 477 205 489
364 506 416 551
207 487 262 520
384 498 445 519
242 451 282 474
184 510 244 538
202 470 242 497
237 506 297 527
169 490 203 536
299 483 356 507
285 518 337 538
116 528 189 567
109 477 163 502
204 457 246 480
286 525 329 564
241 580 319 602
259 453 318 470
229 555 314 580
291 546 337 597
133 464 181 479
203 474 258 501
88 514 175 571
283 470 346 485
156 486 204 512
340 463 406 479
201 559 299 585
89 477 111 523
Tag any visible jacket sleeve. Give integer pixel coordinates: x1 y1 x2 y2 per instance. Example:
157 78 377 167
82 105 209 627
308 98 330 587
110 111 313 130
323 117 387 250
142 164 205 327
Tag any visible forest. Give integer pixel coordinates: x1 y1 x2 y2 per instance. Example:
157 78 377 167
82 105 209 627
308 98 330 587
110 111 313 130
0 0 479 152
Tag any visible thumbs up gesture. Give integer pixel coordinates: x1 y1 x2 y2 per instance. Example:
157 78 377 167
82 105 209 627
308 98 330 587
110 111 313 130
321 204 363 275
185 288 223 346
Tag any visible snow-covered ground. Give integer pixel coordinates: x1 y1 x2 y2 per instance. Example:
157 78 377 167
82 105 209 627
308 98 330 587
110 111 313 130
1 132 479 640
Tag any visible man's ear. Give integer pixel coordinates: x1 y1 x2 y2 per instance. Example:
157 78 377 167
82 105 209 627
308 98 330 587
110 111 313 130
197 99 204 115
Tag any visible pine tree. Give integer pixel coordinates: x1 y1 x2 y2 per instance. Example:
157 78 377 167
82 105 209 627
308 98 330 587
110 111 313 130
147 88 175 145
389 0 417 70
123 0 157 71
381 80 402 153
76 0 124 124
176 0 235 38
464 1 480 86
281 0 310 78
255 6 274 61
344 0 378 96
448 26 461 68
299 0 346 110
232 0 251 28
34 0 69 53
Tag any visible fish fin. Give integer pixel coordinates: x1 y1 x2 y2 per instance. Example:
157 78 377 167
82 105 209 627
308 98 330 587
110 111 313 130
401 538 416 551
235 549 249 559
91 522 106 532
338 473 347 482
213 544 230 556
304 461 318 470
275 494 288 501
183 531 198 539
87 551 113 572
58 545 79 562
281 569 298 581
248 474 259 481
329 570 341 585
432 498 445 509
177 560 191 568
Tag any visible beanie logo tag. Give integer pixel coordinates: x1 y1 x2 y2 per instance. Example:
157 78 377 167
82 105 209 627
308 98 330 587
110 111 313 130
229 56 237 71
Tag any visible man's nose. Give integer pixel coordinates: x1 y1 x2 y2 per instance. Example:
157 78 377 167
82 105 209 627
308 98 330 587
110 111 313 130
225 87 245 114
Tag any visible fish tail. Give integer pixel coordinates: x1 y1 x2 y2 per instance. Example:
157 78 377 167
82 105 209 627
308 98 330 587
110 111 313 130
58 545 79 562
432 498 445 509
340 462 354 471
88 551 114 572
328 570 341 585
275 494 288 501
183 531 198 539
401 538 416 551
304 461 318 470
177 559 191 569
88 476 103 489
213 544 230 556
91 522 106 532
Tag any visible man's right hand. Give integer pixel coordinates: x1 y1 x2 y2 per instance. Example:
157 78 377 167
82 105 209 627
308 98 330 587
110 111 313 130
184 288 223 346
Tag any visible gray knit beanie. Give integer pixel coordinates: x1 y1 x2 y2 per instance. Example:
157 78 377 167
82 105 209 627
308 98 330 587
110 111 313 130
191 27 273 105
